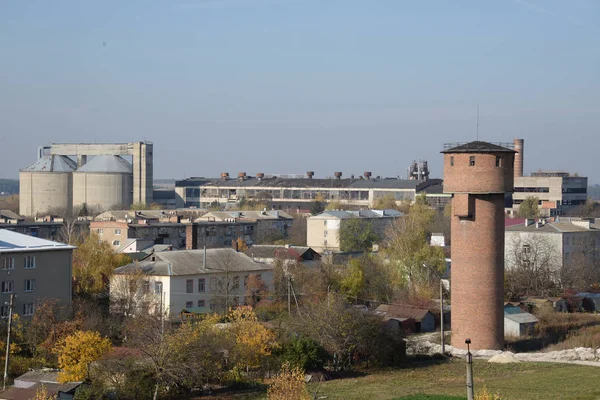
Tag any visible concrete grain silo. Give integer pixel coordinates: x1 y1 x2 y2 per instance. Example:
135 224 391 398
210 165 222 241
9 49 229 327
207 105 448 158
442 141 515 350
19 155 77 216
72 155 133 211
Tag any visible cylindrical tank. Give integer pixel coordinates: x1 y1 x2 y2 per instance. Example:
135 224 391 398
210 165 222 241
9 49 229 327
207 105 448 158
442 141 515 350
514 138 524 178
72 155 133 211
19 155 76 216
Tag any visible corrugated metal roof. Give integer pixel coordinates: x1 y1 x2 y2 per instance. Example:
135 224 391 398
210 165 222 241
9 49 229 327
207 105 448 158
504 312 538 324
114 248 272 276
374 304 432 322
76 155 132 174
22 155 77 173
0 229 75 252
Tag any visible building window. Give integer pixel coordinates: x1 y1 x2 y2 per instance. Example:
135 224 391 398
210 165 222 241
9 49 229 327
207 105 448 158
115 229 121 235
209 277 217 292
185 301 193 309
0 306 8 318
142 281 150 294
233 276 240 290
112 240 120 246
154 281 163 295
23 303 34 316
469 156 475 166
24 256 35 269
198 278 205 292
496 156 502 167
186 279 193 294
244 275 249 288
97 228 103 235
1 281 14 293
24 279 35 292
2 258 14 270
522 245 531 254
450 156 454 167
198 299 205 307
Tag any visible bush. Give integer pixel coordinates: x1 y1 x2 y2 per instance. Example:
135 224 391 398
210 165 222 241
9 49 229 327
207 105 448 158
280 337 328 371
475 386 502 400
267 363 310 400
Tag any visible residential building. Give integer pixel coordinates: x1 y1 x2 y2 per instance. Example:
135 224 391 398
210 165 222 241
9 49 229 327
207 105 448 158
111 248 273 318
505 218 600 273
0 230 75 317
196 210 294 243
307 209 403 252
175 173 446 209
0 212 89 242
374 304 436 333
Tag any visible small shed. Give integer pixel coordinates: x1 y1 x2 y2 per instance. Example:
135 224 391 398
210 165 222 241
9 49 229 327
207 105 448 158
384 317 417 334
520 297 568 313
504 312 538 337
0 370 82 400
374 304 436 333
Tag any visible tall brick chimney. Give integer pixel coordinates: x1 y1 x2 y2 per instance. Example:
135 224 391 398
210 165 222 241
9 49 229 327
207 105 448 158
185 224 198 250
442 141 516 350
514 138 524 178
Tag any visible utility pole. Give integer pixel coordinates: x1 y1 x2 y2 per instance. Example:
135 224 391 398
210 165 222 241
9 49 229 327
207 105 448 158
440 280 445 354
3 293 15 391
160 290 165 336
287 274 291 314
466 338 474 400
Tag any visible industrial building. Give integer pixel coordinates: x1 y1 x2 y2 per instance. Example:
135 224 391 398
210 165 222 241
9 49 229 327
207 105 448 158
443 141 516 350
510 138 587 216
20 142 153 216
175 171 448 210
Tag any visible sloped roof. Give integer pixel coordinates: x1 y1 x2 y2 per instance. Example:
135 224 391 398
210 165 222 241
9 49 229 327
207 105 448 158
197 210 293 222
374 304 432 322
21 155 77 172
0 210 23 220
0 229 75 252
504 312 538 324
114 248 272 276
442 141 516 154
245 245 319 260
310 209 403 220
506 221 599 233
76 155 132 174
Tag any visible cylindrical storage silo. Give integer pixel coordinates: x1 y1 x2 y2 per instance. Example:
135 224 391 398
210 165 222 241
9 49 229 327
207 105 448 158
73 155 133 211
19 155 76 216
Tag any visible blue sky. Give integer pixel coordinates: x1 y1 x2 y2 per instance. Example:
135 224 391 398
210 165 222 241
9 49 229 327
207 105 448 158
1 0 598 182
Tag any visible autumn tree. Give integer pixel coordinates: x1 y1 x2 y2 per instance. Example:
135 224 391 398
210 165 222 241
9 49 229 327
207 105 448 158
338 217 380 252
267 363 311 400
517 196 540 219
55 330 112 383
72 233 132 297
228 306 277 369
380 199 446 292
233 237 249 252
310 200 325 216
338 255 398 303
372 194 398 210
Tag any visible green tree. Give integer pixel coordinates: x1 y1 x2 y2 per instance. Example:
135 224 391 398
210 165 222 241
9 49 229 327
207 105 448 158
339 217 379 252
310 200 325 215
518 196 540 219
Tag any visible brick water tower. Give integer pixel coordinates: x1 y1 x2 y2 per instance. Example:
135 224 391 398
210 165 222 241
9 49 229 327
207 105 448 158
442 141 516 350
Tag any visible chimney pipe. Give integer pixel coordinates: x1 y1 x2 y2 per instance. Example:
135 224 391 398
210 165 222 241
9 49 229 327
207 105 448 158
334 172 342 180
306 171 314 179
514 139 524 178
221 172 229 180
364 171 372 180
256 172 264 180
238 172 247 181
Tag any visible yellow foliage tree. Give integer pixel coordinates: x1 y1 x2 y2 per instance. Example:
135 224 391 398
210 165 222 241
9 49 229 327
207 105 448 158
228 306 277 368
55 330 112 383
267 362 310 400
475 386 502 400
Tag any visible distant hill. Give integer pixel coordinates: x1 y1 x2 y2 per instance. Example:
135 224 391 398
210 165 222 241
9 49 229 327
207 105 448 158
589 185 600 200
0 179 18 195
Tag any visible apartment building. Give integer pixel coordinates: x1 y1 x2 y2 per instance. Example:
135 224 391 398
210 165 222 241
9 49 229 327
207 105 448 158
307 209 403 252
0 230 75 317
111 248 273 318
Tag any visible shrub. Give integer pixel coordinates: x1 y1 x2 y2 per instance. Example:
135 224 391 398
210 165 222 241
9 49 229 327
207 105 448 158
475 386 502 400
267 362 310 400
280 337 328 371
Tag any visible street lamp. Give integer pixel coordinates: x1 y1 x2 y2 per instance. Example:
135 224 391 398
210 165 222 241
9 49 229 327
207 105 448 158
466 338 474 400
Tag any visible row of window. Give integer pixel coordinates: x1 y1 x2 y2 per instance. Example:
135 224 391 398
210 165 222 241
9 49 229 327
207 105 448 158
185 297 243 310
514 187 550 193
1 279 36 293
185 275 261 294
2 256 36 270
449 156 505 167
0 304 34 317
97 228 122 235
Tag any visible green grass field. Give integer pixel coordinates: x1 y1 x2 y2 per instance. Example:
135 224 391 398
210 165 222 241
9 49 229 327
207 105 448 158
307 359 600 400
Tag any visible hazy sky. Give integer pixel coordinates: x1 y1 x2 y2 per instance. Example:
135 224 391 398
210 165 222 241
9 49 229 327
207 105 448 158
1 0 599 182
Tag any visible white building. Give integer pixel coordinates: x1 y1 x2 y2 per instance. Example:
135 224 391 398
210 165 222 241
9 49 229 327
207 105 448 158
504 312 538 337
111 248 273 319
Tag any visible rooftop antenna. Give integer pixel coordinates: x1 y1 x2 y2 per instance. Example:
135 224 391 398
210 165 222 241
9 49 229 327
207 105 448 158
476 104 480 140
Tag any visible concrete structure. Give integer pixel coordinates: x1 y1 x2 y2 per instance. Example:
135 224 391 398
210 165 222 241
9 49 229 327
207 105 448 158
508 139 587 216
73 155 134 210
442 141 516 350
0 230 75 317
111 248 273 318
19 155 77 216
505 218 600 276
175 174 447 210
307 209 403 252
504 312 538 337
20 142 153 216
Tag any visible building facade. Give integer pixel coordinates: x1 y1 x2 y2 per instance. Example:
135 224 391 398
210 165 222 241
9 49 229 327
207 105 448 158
307 209 403 252
0 230 75 317
111 248 273 318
